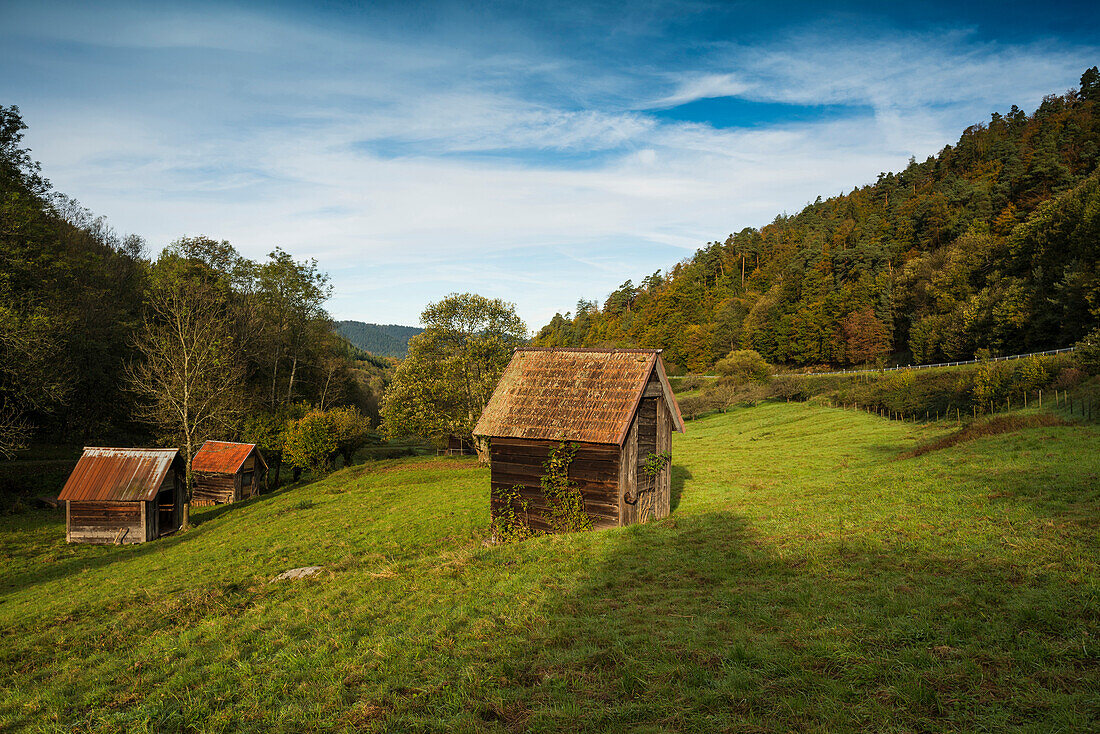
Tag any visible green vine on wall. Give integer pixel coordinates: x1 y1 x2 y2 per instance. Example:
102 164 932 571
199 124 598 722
640 451 672 478
489 485 535 543
542 442 593 533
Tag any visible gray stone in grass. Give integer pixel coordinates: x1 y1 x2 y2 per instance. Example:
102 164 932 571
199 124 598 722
271 566 324 582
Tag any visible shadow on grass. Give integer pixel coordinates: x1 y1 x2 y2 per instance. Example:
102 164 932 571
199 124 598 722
473 506 1099 732
2 458 413 598
188 481 308 527
0 480 323 598
669 464 691 513
458 422 1100 730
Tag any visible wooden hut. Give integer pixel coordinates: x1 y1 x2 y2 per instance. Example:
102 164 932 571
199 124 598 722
474 348 685 531
191 441 267 506
58 447 184 544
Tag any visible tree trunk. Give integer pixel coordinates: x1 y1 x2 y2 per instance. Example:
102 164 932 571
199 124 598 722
320 368 332 409
270 356 279 411
474 435 490 464
271 451 282 489
286 353 298 405
182 437 193 530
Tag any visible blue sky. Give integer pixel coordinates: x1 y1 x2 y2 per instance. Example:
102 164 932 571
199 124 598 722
1 1 1097 329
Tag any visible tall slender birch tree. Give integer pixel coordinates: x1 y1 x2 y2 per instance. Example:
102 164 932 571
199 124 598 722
127 260 244 528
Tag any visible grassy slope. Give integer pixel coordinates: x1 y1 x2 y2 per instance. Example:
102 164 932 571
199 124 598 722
1 404 1098 732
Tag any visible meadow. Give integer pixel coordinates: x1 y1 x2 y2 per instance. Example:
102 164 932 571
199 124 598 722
1 402 1098 732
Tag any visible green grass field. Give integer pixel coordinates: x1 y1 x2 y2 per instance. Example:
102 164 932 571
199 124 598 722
2 403 1098 732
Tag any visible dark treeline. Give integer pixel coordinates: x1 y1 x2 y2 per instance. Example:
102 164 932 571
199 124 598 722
0 105 385 460
535 68 1100 372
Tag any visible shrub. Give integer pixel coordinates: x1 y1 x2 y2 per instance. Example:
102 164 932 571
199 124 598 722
284 410 338 473
769 353 1071 421
674 375 707 393
328 406 374 467
887 369 916 391
1075 327 1100 375
639 451 671 479
767 376 808 401
240 412 288 454
1051 367 1086 390
678 394 718 420
1013 356 1049 392
490 485 535 543
972 360 1012 406
704 382 770 410
714 350 771 383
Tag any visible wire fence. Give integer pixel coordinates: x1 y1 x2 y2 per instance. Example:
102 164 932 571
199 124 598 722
825 386 1096 424
779 346 1077 378
671 346 1077 381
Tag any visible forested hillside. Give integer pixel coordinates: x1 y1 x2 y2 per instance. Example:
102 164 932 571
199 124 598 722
335 321 422 358
535 68 1100 372
0 105 381 460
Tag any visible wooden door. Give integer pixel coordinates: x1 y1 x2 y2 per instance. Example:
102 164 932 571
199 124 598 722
634 398 659 522
656 398 672 519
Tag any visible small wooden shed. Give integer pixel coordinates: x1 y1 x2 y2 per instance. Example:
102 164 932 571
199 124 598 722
58 447 184 544
474 348 685 531
191 441 267 506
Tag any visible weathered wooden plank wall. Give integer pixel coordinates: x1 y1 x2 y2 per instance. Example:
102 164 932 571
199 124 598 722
656 397 672 519
193 454 262 506
192 474 236 505
490 438 621 531
618 417 638 526
240 455 261 498
67 501 145 544
620 394 672 525
636 397 659 522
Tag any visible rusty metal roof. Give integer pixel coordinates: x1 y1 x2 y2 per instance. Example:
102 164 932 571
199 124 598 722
474 348 685 445
58 447 181 502
192 441 263 474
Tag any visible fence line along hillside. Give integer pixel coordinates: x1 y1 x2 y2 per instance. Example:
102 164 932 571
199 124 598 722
673 347 1077 381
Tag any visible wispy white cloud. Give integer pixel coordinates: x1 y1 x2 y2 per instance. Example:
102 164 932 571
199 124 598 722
648 72 752 108
660 27 1090 114
2 2 1096 326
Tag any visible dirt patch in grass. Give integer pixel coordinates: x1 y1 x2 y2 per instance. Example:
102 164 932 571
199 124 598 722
901 414 1071 459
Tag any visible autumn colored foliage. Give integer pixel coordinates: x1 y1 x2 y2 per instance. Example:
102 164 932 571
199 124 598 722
535 69 1100 370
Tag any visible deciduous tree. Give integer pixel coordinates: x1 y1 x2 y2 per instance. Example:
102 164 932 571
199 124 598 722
842 309 891 365
256 248 333 410
127 261 245 528
381 293 526 461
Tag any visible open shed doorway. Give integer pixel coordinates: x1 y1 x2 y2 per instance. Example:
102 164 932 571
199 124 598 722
156 481 177 536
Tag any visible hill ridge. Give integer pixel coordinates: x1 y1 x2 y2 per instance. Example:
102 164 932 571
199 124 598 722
335 320 423 358
534 68 1100 373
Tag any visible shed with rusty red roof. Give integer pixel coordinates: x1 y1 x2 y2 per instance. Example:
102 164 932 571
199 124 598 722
474 348 684 532
191 441 267 506
58 447 184 544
